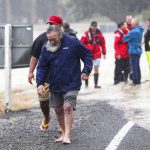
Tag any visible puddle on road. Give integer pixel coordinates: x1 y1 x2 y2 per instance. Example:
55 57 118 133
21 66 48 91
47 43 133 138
79 80 150 131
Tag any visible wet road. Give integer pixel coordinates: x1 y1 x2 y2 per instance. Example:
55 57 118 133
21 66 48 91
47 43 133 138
1 26 150 150
0 98 150 150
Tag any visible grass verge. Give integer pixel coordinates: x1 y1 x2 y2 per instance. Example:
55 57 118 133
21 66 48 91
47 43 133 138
0 88 38 113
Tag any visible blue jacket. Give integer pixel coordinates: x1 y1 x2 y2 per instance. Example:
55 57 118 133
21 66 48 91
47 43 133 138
36 35 93 93
124 26 144 55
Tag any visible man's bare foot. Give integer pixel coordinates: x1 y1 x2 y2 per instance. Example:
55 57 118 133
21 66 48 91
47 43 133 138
62 137 71 144
55 135 64 143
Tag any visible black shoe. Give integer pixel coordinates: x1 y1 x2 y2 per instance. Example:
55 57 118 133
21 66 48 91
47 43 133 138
124 80 128 84
129 73 133 80
114 81 120 85
94 85 101 88
85 79 88 88
85 85 88 88
130 83 137 86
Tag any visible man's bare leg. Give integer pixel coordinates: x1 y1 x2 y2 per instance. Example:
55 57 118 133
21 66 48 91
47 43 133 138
63 103 74 144
55 106 65 142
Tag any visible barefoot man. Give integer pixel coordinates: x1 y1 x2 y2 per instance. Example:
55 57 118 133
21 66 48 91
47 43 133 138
36 25 93 144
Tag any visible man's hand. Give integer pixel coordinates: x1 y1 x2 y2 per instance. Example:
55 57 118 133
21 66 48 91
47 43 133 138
28 72 35 84
103 55 106 59
37 85 45 96
116 55 121 60
81 73 89 80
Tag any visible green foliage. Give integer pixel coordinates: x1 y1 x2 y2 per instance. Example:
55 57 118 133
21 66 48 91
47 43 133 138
1 0 150 24
141 8 150 21
63 0 150 22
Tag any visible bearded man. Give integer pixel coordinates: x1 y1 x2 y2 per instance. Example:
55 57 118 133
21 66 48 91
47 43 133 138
36 25 93 144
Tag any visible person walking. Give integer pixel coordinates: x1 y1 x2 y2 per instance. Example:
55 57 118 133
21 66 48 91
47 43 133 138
114 21 130 85
81 21 106 88
36 25 93 144
124 18 144 85
28 15 63 131
63 22 77 37
144 18 150 74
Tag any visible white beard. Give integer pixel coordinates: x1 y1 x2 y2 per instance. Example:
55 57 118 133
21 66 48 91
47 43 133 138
46 41 60 52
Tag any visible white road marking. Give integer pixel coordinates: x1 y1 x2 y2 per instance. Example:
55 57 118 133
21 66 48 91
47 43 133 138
105 121 135 150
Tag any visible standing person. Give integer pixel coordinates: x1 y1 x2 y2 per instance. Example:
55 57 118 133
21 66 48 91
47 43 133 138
126 15 133 80
114 21 130 85
124 18 144 85
144 18 150 73
36 25 93 144
81 21 106 88
63 22 77 37
126 15 133 31
28 15 63 131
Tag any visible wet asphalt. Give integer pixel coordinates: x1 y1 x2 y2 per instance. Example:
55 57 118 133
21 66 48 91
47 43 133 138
1 98 150 150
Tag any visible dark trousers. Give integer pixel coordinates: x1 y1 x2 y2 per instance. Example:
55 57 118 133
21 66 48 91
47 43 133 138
130 54 141 84
114 58 130 83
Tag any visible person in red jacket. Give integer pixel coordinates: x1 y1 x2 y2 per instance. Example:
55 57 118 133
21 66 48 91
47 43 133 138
81 21 106 88
114 21 130 85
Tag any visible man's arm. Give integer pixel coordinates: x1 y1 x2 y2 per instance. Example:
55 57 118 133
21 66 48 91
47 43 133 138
124 31 134 42
80 33 88 45
100 34 106 58
36 47 49 97
114 33 121 59
144 30 150 51
28 56 38 84
36 47 50 87
28 32 47 84
76 41 93 76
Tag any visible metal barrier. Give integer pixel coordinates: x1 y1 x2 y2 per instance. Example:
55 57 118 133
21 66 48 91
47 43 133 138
0 24 33 111
0 25 33 68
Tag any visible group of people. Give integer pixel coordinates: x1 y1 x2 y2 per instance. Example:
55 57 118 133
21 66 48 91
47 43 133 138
114 16 150 86
27 15 150 144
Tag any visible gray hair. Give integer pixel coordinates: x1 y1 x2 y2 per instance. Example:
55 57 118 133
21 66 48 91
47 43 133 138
47 25 63 35
132 18 140 26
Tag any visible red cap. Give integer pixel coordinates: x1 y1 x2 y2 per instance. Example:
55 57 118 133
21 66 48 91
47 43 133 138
47 15 63 27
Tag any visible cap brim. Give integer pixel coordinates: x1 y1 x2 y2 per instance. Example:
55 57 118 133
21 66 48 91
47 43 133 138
47 21 54 24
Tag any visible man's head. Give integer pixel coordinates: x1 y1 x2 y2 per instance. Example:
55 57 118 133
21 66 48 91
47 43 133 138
47 15 63 27
147 18 150 28
126 15 132 24
117 21 126 29
46 25 63 52
90 21 98 32
131 18 140 28
63 22 70 30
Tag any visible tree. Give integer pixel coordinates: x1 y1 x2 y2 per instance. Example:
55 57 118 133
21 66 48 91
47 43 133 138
63 0 150 22
0 0 150 24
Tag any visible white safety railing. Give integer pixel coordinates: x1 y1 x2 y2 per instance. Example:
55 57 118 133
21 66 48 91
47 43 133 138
4 24 12 112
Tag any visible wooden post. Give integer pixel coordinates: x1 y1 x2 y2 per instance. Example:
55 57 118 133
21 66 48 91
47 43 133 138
4 24 12 112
